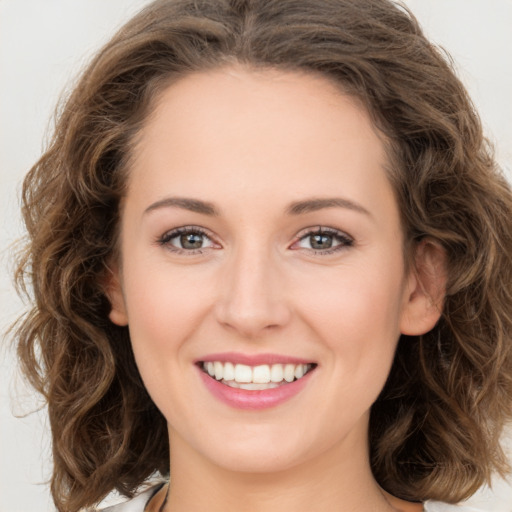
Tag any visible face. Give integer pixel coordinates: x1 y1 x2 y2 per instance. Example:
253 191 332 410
108 67 439 476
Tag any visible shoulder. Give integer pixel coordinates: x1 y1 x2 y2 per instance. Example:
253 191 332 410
423 501 491 512
94 484 165 512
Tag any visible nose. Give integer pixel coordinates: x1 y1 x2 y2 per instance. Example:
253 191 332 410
214 245 292 338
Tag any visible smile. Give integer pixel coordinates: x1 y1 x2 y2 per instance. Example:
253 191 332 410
201 361 315 390
197 357 317 410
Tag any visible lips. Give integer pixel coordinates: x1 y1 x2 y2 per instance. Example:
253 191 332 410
196 353 317 409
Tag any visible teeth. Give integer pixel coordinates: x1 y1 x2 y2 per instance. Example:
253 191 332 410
202 361 314 386
234 364 252 383
284 364 295 383
270 364 284 382
253 365 270 384
223 361 235 381
224 381 280 390
294 364 306 379
214 361 223 380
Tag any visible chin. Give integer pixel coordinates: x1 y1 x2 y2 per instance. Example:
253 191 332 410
209 445 308 474
178 421 315 475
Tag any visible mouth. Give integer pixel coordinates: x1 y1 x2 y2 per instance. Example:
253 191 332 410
198 361 317 390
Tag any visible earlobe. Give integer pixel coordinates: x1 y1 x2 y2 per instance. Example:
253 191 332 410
104 264 129 326
400 239 447 336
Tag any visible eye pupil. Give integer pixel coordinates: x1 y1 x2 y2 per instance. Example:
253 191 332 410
180 233 203 249
310 234 332 250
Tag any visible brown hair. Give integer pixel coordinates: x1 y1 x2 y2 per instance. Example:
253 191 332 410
13 0 512 510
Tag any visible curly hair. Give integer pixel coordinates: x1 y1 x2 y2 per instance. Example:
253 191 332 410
13 0 512 511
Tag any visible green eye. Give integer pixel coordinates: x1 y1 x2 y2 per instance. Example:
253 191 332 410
179 232 206 249
294 228 353 253
308 233 335 250
159 227 215 252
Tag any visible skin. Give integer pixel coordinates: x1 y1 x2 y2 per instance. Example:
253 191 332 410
108 66 444 512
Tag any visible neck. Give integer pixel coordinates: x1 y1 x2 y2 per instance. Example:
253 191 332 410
162 427 417 512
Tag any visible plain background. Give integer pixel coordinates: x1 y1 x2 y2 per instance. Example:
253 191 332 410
1 1 511 511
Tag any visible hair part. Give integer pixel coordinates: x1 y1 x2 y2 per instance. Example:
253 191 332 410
13 0 512 510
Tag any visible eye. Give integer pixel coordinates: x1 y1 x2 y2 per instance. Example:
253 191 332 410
158 227 217 253
292 227 353 254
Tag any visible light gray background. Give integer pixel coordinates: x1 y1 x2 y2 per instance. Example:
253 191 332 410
1 1 511 511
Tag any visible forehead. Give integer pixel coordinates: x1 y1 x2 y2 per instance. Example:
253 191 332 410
128 66 395 219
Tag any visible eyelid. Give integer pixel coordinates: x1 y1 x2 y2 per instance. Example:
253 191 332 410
156 225 353 255
290 226 354 254
294 225 353 239
156 225 221 253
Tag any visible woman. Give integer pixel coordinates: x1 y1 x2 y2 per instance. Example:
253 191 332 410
13 0 512 511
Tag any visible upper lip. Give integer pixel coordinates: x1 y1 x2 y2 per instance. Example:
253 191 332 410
195 352 315 366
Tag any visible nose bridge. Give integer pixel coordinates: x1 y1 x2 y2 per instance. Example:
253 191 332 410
216 238 290 336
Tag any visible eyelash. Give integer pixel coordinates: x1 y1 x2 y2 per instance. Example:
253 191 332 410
291 226 354 255
156 226 216 255
156 226 354 256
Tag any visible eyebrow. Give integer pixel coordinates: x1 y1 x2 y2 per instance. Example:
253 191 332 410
144 197 219 216
144 196 371 218
286 197 371 217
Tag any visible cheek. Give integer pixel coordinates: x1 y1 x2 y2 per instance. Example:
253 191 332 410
121 262 214 366
292 260 406 373
297 264 404 334
295 271 404 422
119 264 218 424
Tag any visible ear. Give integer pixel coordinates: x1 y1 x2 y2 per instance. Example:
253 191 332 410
104 263 129 326
400 239 447 336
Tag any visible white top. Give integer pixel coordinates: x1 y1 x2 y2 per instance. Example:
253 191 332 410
98 485 161 511
96 485 489 512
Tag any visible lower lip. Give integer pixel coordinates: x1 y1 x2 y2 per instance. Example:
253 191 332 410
198 367 314 410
